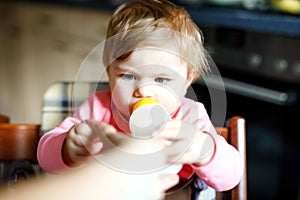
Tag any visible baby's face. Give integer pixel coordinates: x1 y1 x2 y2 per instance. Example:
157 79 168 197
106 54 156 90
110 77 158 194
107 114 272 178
107 48 191 117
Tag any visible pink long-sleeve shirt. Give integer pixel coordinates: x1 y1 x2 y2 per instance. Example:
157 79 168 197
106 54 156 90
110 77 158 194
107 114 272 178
37 89 243 191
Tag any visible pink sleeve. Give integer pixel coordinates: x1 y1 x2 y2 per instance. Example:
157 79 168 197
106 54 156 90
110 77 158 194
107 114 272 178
37 90 112 173
179 98 244 191
192 136 244 191
37 117 80 173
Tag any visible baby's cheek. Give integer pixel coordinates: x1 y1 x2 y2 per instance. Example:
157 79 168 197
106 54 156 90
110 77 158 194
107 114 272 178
164 100 181 115
111 82 134 114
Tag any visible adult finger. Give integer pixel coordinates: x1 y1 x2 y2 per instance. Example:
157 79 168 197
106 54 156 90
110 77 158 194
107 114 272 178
159 174 180 191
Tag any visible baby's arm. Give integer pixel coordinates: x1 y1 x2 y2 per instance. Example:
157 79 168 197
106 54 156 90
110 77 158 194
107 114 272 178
193 135 244 191
155 119 243 191
37 117 80 173
38 118 105 172
177 100 244 191
38 90 110 173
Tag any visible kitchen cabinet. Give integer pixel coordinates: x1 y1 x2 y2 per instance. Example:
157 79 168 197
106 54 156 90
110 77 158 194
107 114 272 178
0 2 111 123
187 7 300 37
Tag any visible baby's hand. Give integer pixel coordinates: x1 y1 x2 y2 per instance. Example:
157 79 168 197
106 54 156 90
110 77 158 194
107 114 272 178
63 121 104 167
156 119 215 166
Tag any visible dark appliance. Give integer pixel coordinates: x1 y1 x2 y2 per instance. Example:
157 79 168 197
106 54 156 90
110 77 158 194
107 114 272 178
191 26 300 200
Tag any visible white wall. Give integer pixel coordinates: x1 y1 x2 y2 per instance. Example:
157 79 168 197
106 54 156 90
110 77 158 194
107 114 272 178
0 2 111 123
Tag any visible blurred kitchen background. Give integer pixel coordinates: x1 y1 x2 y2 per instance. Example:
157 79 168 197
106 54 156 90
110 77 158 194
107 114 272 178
0 0 299 199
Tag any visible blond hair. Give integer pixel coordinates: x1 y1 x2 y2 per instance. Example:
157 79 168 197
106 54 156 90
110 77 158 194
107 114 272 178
103 0 209 82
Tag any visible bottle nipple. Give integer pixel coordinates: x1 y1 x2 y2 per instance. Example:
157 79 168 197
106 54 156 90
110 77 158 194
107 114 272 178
129 98 170 138
131 98 160 113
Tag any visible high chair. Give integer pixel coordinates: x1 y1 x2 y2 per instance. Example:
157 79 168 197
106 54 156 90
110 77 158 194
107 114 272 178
0 123 40 186
41 81 247 200
41 81 108 135
215 116 247 200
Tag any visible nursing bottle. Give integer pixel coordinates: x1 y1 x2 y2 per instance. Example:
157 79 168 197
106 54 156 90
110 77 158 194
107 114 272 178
129 98 170 138
129 98 182 174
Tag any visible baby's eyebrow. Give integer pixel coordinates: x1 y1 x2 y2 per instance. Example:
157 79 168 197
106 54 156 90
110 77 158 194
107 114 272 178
153 73 172 77
153 69 180 77
114 65 141 77
114 65 131 73
115 64 135 71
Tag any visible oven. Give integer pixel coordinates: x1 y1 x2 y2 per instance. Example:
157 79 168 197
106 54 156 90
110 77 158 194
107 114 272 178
191 27 300 200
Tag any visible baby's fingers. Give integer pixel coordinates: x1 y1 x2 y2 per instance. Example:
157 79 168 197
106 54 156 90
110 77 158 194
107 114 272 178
90 141 103 155
85 120 117 136
74 123 96 146
155 120 196 147
85 120 124 148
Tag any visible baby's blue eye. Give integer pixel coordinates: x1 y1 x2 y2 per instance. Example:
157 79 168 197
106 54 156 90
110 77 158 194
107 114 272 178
122 74 136 80
154 77 168 83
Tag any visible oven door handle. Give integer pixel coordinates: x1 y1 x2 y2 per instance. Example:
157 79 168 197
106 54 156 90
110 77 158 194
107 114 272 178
198 75 298 105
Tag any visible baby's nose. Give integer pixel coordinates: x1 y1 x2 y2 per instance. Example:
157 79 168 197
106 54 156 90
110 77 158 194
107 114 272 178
133 84 156 98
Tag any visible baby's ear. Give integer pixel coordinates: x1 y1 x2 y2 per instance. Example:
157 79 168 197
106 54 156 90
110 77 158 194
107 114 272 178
186 69 199 85
106 65 111 73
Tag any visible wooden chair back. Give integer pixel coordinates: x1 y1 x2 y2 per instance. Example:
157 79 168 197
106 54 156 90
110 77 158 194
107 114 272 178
215 116 247 200
0 124 40 161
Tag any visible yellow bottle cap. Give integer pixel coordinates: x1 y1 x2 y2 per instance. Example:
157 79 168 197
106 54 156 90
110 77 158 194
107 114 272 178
132 98 160 113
